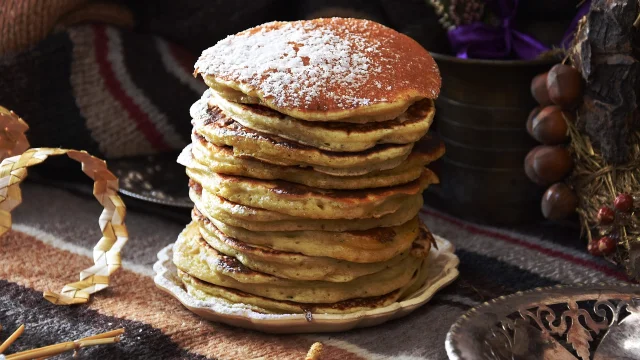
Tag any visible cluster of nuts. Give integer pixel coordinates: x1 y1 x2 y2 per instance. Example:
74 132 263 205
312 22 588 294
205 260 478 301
589 193 636 256
525 64 583 220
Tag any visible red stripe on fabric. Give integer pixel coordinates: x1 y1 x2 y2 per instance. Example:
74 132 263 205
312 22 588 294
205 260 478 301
166 41 197 76
93 25 171 151
420 208 632 282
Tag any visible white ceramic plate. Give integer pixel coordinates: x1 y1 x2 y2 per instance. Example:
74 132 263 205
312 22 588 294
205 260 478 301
154 235 459 334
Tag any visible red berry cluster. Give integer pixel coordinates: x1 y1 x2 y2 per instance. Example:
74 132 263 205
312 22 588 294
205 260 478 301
589 194 635 256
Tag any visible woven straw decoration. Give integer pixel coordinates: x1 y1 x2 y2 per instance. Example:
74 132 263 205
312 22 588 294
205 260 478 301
0 107 128 305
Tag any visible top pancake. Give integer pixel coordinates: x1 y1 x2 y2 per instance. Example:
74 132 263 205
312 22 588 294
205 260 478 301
194 18 441 122
208 89 435 152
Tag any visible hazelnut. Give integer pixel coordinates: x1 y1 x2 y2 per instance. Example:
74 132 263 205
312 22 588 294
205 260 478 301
541 182 578 220
524 145 573 186
527 106 543 138
547 64 583 109
531 72 552 106
531 105 570 145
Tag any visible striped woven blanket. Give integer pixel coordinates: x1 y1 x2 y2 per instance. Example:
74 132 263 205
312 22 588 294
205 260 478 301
0 184 630 359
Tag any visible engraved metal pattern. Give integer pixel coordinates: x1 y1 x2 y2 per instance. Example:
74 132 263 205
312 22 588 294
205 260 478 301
446 284 640 360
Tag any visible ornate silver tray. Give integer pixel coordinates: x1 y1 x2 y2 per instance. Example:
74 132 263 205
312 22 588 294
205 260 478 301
446 284 640 360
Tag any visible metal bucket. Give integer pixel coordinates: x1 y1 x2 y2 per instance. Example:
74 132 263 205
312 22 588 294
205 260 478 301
428 53 556 224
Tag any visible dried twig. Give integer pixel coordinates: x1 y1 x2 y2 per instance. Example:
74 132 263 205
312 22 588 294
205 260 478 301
5 337 120 360
78 328 125 341
1 328 124 360
0 325 24 354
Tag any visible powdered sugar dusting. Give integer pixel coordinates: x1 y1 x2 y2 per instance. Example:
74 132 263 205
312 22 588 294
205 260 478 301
198 20 380 108
195 18 440 112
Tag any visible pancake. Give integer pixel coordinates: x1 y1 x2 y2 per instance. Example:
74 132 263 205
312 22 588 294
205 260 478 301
194 215 421 282
173 222 428 303
178 270 403 315
187 163 436 219
181 132 445 189
190 99 412 176
178 269 428 315
194 18 441 122
190 181 423 231
207 89 435 152
192 208 419 263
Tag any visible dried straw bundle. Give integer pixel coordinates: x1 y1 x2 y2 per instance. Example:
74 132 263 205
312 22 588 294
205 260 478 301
567 116 640 279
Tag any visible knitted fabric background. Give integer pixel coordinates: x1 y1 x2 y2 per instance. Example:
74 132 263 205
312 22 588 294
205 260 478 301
0 0 446 159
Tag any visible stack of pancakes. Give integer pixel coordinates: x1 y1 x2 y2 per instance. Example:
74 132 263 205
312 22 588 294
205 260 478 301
174 18 443 315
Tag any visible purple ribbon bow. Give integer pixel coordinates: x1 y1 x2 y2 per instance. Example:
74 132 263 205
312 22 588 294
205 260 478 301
447 0 567 60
